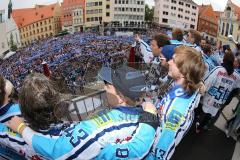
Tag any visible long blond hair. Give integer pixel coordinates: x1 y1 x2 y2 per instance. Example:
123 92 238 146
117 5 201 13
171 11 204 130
174 46 206 94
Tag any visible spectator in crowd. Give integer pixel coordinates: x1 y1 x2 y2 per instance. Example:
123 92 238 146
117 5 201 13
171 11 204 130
144 45 205 159
200 38 207 50
196 51 240 133
0 75 42 159
186 29 202 53
6 67 158 160
201 44 216 78
211 40 224 66
170 28 184 45
135 33 171 102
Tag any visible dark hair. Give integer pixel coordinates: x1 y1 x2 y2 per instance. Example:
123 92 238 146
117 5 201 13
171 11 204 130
153 33 171 48
172 28 183 41
202 44 212 55
223 51 235 75
188 29 201 45
19 73 70 131
0 75 6 106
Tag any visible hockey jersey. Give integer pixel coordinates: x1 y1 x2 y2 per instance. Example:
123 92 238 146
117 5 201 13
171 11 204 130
202 66 240 116
0 103 44 159
146 84 201 160
21 106 157 160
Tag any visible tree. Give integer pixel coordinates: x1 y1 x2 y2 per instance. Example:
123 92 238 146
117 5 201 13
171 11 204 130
145 4 154 22
9 33 17 51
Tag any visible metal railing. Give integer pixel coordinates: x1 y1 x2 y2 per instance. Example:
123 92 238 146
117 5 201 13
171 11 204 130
67 89 108 121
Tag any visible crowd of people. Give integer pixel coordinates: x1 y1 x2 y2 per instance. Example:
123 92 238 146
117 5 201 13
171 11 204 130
0 27 240 160
0 32 134 93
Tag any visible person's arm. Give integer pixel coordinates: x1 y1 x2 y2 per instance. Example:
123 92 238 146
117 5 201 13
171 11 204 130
96 103 158 160
0 123 42 159
139 39 153 63
6 116 97 159
135 35 153 63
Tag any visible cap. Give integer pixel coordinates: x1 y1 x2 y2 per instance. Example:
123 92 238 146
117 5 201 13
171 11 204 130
162 44 177 61
98 66 147 100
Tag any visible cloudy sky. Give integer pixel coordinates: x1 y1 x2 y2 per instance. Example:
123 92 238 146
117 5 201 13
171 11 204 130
1 0 240 16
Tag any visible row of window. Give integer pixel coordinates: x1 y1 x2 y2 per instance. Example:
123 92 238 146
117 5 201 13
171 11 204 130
165 6 197 15
115 0 144 5
86 17 102 22
86 1 103 7
21 24 59 38
20 18 59 32
170 0 197 9
73 18 83 24
200 20 217 29
161 18 195 28
114 7 144 12
86 9 103 14
221 22 233 37
23 33 53 46
162 11 196 22
63 5 83 11
73 10 83 16
114 14 144 20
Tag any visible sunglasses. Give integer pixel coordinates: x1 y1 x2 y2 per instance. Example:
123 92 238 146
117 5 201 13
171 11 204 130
103 80 111 85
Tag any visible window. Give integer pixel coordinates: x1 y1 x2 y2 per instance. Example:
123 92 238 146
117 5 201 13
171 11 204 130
106 12 110 16
163 5 169 8
225 23 229 36
171 0 176 3
191 18 195 22
163 11 168 15
190 24 195 29
178 14 183 18
230 24 233 35
185 16 189 20
49 25 52 30
95 2 98 6
192 6 196 9
179 1 184 5
179 8 183 12
106 5 110 9
186 4 190 7
162 18 168 23
171 6 176 10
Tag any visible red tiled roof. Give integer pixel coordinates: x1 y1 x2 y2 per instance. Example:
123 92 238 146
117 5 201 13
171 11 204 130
198 4 219 24
12 3 59 28
231 1 240 20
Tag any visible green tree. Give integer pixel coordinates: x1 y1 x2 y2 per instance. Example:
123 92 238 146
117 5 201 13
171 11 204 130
145 4 154 22
9 33 17 51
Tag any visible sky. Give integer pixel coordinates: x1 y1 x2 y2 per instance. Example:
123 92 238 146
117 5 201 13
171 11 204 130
1 0 240 16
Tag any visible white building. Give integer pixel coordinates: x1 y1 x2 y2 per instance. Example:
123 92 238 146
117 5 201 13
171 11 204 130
154 0 199 30
217 0 240 49
0 10 9 58
6 16 21 48
113 0 145 27
72 8 84 32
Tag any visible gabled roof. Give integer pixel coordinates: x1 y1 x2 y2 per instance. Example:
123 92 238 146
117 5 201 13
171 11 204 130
198 4 219 24
12 3 59 28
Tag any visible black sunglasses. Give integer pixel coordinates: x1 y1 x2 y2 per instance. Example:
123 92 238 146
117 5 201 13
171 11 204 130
103 80 111 85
